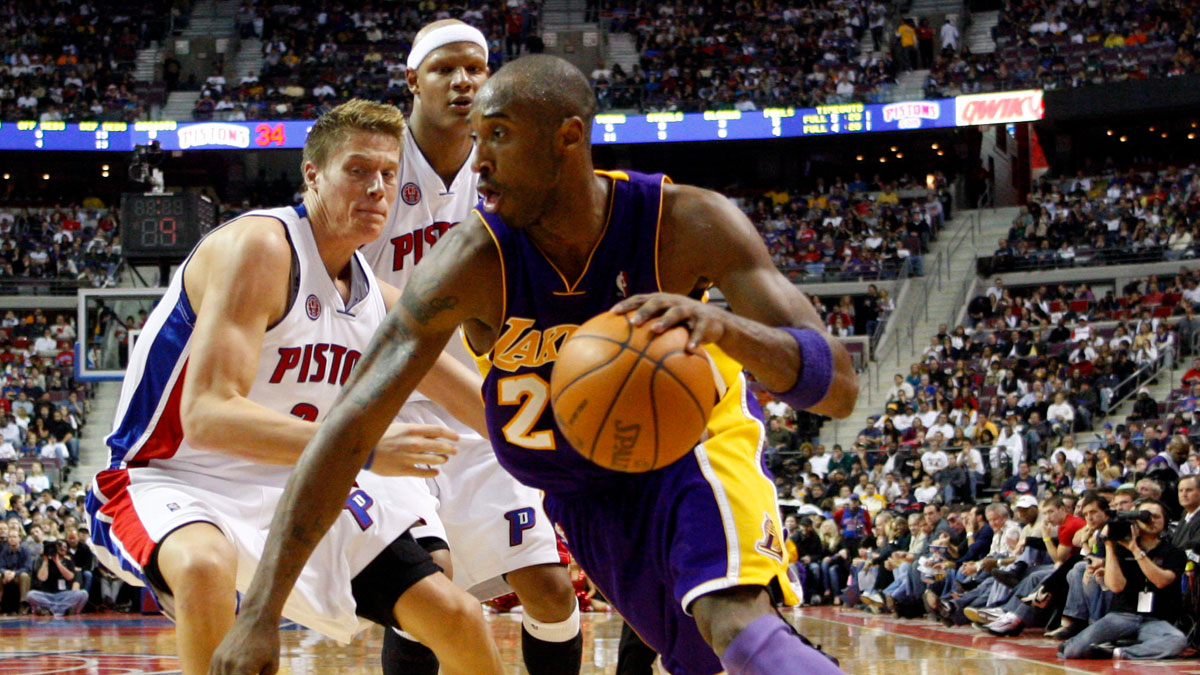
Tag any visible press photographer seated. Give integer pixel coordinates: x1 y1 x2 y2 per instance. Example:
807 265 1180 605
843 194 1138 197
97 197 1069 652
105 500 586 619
1057 498 1188 661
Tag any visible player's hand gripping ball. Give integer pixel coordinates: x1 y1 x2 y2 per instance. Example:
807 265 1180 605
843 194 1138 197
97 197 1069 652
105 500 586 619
550 311 717 472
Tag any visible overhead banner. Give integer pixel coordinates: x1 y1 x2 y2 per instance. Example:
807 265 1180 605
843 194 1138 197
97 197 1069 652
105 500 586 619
0 90 1043 152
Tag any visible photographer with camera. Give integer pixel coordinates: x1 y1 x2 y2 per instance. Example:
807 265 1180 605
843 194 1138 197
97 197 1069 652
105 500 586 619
24 538 87 616
1059 499 1188 660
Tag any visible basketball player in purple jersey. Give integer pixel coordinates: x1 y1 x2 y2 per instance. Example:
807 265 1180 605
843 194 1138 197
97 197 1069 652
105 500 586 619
211 56 856 675
357 20 581 675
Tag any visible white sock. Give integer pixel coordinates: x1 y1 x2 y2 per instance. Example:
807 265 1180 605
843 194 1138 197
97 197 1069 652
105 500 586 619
522 601 580 642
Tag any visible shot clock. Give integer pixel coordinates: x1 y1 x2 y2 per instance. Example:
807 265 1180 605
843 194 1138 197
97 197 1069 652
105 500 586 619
120 192 217 262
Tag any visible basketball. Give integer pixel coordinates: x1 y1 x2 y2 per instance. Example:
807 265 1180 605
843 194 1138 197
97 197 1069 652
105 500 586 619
550 311 717 473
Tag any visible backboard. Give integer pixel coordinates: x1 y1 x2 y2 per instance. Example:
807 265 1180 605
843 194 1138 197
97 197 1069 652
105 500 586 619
76 287 168 381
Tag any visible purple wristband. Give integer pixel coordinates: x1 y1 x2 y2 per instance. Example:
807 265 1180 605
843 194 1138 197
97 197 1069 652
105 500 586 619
769 328 833 410
363 448 377 471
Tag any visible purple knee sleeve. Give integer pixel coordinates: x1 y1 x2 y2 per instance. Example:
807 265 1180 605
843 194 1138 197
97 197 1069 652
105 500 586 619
720 614 844 675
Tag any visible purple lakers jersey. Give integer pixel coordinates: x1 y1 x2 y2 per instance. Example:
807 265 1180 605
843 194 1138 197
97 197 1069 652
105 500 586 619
473 170 668 495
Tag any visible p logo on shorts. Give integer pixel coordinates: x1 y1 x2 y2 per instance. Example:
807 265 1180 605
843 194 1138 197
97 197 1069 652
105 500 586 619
344 489 375 531
505 507 536 547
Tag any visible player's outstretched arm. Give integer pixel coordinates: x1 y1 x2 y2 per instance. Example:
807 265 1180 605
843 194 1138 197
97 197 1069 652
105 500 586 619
208 218 502 675
614 184 858 418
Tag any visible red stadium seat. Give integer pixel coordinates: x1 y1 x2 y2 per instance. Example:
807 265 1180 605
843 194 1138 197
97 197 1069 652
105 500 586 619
1152 305 1172 318
1069 300 1090 313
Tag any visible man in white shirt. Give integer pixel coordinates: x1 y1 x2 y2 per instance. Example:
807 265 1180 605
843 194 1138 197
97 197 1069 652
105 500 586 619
881 474 903 502
1183 280 1200 309
1068 339 1096 363
1051 435 1084 468
927 413 955 444
810 445 832 478
764 398 793 420
0 415 21 446
893 404 916 432
986 277 1004 302
916 401 939 429
32 330 58 359
887 374 914 402
921 444 950 475
939 19 958 52
39 435 69 463
1046 391 1075 434
991 414 1025 483
1070 318 1092 342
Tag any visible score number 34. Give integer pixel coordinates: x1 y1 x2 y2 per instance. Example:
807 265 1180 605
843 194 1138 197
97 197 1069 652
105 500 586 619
255 124 286 147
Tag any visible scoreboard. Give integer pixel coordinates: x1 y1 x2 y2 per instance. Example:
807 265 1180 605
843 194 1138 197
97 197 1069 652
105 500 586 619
0 90 1042 151
0 120 313 152
594 99 957 144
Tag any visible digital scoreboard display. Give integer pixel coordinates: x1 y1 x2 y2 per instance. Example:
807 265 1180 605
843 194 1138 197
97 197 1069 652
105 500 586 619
0 91 1042 151
0 120 314 152
120 192 217 261
594 99 956 144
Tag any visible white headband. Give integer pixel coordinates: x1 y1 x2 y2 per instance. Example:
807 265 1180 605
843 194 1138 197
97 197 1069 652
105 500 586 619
406 24 488 70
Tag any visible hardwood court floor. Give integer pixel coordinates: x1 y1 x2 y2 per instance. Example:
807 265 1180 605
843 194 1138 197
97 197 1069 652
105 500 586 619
0 606 1193 673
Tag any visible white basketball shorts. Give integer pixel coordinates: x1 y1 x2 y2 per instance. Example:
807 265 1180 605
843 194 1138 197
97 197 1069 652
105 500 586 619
396 400 567 601
86 465 429 643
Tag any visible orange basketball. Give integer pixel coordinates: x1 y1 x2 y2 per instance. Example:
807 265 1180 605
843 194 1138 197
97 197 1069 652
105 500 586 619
550 311 717 473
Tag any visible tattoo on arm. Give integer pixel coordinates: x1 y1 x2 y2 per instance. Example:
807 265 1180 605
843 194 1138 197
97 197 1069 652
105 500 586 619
406 294 458 325
400 276 459 325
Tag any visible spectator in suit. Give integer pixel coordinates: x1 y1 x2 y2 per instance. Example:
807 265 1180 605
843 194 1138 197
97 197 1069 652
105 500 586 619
1171 475 1199 554
0 529 31 613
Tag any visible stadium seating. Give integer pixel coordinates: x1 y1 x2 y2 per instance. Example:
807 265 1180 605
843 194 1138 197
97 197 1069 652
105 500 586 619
0 0 172 123
202 0 525 120
745 179 949 284
926 0 1199 96
987 167 1200 274
0 206 122 291
595 0 899 112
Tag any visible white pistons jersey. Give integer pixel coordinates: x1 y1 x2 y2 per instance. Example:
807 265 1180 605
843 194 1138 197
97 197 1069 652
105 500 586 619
359 127 478 402
101 205 388 486
359 127 479 293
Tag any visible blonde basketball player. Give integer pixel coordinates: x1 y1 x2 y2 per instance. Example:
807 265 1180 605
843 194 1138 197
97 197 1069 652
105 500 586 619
84 100 502 675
